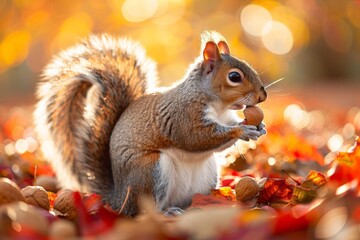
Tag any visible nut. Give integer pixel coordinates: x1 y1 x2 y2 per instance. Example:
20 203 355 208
235 177 260 202
35 175 60 193
53 189 77 220
243 106 264 126
21 186 50 210
0 178 25 205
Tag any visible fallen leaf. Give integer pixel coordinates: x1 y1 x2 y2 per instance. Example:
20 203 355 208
189 193 238 209
74 192 118 236
47 192 57 209
291 170 327 204
291 186 317 204
83 193 103 214
257 178 294 205
219 186 236 199
330 137 360 194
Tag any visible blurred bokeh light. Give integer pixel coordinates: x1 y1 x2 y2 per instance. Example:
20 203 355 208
0 0 359 104
0 3 359 238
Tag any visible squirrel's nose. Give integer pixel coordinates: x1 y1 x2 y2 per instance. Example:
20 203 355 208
258 86 267 103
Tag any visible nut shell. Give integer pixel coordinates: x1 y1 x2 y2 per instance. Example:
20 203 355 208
35 175 60 193
235 177 260 202
0 178 25 205
21 186 50 210
53 189 77 220
243 106 264 126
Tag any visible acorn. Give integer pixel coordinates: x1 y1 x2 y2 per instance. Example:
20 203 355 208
243 106 264 126
0 178 25 205
235 177 260 202
21 186 50 210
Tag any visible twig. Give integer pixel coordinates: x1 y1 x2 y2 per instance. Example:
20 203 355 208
33 164 38 186
282 169 302 186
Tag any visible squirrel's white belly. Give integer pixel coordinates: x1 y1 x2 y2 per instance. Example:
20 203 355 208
156 148 218 210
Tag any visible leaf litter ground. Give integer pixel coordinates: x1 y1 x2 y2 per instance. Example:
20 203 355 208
0 85 360 239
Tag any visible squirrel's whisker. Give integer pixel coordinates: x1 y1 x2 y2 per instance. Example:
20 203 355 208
264 78 284 89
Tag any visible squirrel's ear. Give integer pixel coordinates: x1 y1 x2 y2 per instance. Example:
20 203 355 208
218 41 230 55
203 41 221 74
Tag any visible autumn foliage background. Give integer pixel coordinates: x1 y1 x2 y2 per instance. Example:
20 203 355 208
0 0 360 239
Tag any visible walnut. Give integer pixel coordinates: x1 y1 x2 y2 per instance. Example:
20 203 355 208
53 189 77 220
235 177 260 202
21 186 50 210
243 106 264 126
0 178 25 205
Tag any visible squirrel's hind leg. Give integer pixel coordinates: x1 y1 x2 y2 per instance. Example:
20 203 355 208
109 151 161 217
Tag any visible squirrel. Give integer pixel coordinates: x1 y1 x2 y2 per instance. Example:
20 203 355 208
34 31 267 216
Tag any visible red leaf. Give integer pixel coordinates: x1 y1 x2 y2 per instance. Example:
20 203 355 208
83 193 103 214
72 192 118 236
220 177 237 189
219 169 245 189
257 178 294 205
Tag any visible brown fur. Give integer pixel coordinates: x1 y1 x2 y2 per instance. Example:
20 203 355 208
34 32 267 217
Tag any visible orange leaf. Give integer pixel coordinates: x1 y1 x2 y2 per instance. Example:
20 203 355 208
302 170 327 189
331 137 360 194
257 178 294 205
47 191 57 209
219 186 236 199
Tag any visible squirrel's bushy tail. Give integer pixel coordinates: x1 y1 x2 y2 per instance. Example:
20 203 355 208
34 34 157 196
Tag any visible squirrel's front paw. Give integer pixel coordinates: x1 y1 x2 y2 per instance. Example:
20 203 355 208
257 122 267 137
239 125 262 141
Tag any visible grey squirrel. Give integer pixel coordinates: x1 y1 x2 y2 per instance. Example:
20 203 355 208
34 31 267 216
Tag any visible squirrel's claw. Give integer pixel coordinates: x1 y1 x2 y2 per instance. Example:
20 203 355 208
239 125 261 141
257 122 267 136
239 123 266 141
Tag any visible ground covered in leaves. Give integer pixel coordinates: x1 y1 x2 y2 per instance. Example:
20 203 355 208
0 86 360 239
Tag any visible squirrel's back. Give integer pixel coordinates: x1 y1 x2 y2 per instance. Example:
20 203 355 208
34 34 157 195
34 31 267 216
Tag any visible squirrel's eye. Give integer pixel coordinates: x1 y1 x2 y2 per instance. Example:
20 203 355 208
226 69 244 86
228 72 242 83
